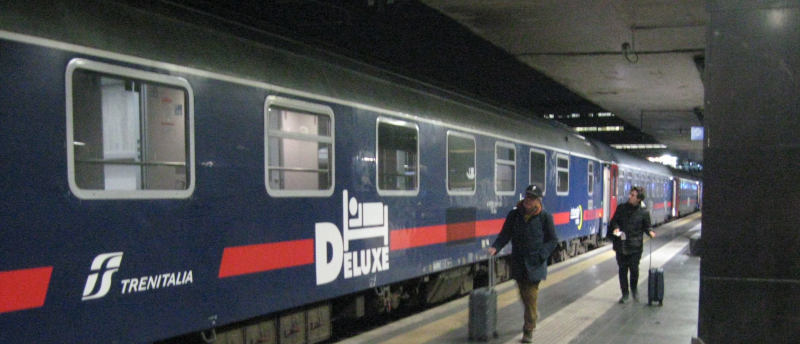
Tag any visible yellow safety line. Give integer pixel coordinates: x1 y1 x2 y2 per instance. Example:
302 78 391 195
381 212 701 344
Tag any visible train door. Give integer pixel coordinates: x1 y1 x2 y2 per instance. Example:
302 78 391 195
672 178 679 217
603 163 618 233
697 182 703 210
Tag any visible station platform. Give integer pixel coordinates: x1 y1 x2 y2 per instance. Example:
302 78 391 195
337 213 702 344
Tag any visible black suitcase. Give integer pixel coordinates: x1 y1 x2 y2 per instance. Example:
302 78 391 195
468 256 498 341
648 267 664 306
647 238 664 306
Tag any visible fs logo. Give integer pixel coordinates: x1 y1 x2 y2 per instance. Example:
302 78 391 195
81 252 123 301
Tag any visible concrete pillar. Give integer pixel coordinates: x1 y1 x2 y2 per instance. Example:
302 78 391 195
701 1 800 342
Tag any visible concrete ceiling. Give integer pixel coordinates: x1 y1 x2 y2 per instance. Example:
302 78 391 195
420 0 706 163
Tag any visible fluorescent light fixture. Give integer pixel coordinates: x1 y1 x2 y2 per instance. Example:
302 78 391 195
575 126 624 132
611 143 667 149
648 154 678 168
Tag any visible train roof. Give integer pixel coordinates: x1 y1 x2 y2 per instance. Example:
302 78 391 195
1 1 611 160
609 147 673 177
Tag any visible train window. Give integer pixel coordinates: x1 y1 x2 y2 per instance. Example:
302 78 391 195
66 59 194 199
587 162 594 195
556 154 569 195
447 132 476 194
377 118 418 195
529 149 546 194
494 142 516 195
265 96 334 197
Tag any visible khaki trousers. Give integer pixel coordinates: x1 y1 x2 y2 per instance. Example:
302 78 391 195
516 279 541 332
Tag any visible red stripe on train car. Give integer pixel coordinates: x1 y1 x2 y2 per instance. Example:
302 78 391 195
0 266 53 313
476 218 505 237
218 239 314 278
390 224 447 251
553 211 570 225
653 202 668 210
390 218 506 251
583 208 603 221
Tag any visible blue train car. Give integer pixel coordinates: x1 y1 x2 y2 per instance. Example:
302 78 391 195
674 174 702 217
0 2 700 343
608 149 675 226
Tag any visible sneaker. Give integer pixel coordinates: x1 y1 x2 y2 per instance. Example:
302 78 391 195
618 294 629 304
521 330 533 343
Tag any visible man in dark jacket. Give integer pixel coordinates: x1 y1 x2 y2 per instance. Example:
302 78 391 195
609 186 655 303
488 184 558 343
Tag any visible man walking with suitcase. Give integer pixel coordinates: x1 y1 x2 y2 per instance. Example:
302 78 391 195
608 186 655 304
488 185 558 343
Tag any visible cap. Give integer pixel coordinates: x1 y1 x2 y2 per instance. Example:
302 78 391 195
525 184 543 199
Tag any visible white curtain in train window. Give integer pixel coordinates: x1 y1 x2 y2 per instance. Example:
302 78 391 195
100 78 140 190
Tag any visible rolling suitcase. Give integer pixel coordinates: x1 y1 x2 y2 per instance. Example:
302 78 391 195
648 267 664 306
468 255 498 341
647 239 664 306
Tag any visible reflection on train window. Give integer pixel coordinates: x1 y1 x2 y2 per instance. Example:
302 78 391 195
529 149 546 194
556 154 569 195
265 96 334 197
377 118 418 195
495 142 515 195
447 132 476 194
587 162 594 195
67 59 194 199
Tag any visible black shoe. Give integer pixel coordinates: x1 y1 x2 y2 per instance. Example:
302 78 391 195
618 294 629 304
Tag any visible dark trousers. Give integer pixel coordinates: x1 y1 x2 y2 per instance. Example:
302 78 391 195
615 251 642 295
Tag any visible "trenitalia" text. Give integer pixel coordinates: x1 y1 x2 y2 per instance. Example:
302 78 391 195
120 271 193 294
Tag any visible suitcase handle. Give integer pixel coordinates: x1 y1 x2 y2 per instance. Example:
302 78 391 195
649 234 653 270
488 254 495 289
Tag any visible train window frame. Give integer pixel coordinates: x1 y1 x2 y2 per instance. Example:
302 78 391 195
66 58 195 200
556 154 570 196
529 148 547 195
587 161 594 195
494 141 516 196
446 131 477 196
264 96 335 198
376 117 419 196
